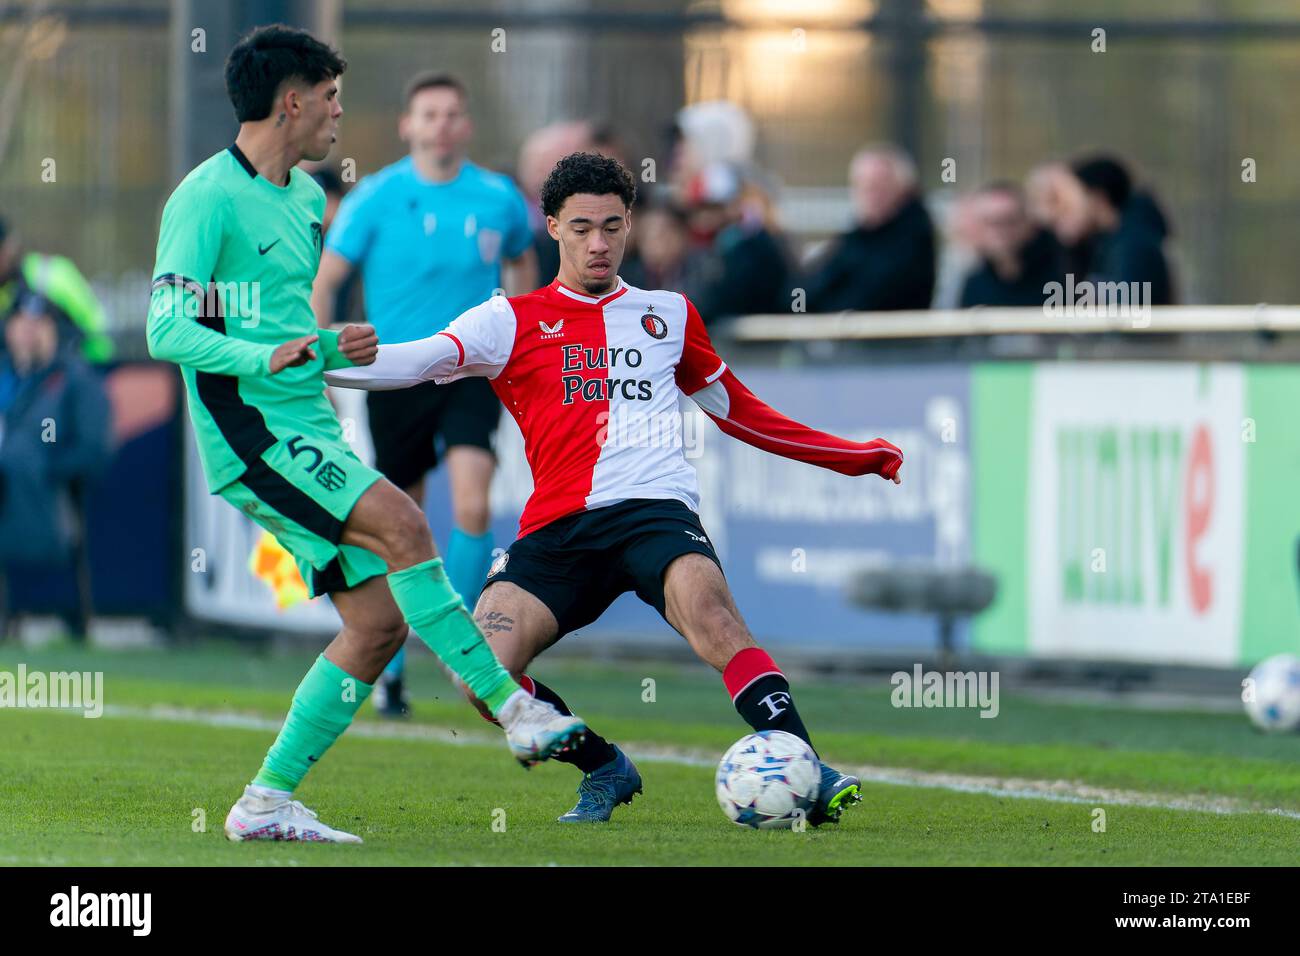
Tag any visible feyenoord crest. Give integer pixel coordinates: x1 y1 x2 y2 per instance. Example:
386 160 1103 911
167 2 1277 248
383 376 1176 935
757 691 792 719
640 303 667 339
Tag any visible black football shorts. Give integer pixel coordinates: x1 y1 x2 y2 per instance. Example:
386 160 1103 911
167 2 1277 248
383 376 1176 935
481 497 723 637
365 377 500 490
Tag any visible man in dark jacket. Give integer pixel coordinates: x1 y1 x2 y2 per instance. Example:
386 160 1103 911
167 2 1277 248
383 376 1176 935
960 182 1069 308
682 164 793 323
1072 155 1175 305
805 145 935 312
0 294 112 637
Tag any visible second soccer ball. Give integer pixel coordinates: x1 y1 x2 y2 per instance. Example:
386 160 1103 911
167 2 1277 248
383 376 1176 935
1244 653 1300 732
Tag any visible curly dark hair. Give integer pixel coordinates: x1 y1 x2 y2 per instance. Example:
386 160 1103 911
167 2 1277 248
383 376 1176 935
225 24 347 123
540 152 637 219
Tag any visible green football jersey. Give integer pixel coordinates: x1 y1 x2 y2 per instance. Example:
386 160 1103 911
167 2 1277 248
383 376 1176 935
148 145 355 492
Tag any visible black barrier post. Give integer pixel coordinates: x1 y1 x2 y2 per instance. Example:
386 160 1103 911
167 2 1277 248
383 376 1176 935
846 565 998 670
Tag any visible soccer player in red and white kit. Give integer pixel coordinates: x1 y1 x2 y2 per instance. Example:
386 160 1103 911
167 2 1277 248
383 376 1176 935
327 152 903 825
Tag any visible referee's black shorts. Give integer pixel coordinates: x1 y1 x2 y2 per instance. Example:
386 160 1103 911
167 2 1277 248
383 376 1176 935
365 377 500 490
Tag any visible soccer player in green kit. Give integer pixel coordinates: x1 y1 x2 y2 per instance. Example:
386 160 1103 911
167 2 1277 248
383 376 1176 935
147 24 585 843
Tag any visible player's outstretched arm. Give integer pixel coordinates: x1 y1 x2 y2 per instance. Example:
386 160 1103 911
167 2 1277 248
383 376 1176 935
326 297 514 390
677 297 902 482
324 332 461 390
690 366 902 481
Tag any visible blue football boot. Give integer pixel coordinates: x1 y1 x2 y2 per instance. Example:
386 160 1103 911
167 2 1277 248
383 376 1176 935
556 747 644 823
809 762 862 827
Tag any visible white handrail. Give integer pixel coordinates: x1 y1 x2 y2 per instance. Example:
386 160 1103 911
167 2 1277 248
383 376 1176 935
727 306 1300 341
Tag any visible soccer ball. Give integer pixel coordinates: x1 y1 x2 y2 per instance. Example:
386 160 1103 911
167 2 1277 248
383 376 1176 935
716 730 821 829
1243 654 1300 732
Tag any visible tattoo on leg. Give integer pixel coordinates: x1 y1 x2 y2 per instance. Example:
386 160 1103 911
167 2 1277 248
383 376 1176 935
479 611 514 635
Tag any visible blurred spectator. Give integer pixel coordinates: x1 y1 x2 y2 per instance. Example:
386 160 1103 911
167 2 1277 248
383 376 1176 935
0 293 112 639
585 121 652 269
621 203 708 297
682 163 793 323
589 120 631 170
958 182 1068 308
669 100 757 202
1071 155 1175 305
0 216 113 363
804 145 936 312
519 120 597 283
1026 162 1093 275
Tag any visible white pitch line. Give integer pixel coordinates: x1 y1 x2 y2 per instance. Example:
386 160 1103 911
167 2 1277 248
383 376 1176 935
99 703 1300 821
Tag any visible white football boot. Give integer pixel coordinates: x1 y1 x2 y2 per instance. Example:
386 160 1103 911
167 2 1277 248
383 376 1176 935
497 690 587 768
224 786 362 843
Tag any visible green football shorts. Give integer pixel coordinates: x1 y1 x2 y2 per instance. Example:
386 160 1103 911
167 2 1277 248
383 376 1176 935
218 432 388 598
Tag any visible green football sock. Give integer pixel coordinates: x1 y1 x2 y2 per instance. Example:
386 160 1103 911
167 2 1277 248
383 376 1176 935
387 557 520 716
252 654 373 792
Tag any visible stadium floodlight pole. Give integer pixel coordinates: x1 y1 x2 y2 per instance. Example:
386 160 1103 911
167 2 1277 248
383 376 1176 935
879 0 926 165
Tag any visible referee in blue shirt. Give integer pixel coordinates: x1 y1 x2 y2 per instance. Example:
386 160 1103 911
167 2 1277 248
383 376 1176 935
313 72 536 716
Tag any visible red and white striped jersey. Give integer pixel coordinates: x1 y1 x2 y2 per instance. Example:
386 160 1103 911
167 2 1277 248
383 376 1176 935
328 277 903 538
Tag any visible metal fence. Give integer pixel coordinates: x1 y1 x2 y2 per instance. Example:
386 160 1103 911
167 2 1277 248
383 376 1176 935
2 0 1299 330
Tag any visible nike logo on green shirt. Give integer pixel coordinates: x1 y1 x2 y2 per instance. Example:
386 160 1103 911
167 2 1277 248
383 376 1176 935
258 239 280 255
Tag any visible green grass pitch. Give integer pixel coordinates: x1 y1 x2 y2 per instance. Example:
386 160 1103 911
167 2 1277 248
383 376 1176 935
3 642 1299 866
